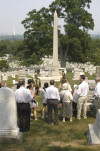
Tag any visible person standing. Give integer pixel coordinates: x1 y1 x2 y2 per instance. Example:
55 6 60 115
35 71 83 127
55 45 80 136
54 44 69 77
33 72 41 95
60 83 73 122
28 83 37 120
77 75 89 120
41 82 49 119
46 80 60 125
15 80 33 132
93 77 100 113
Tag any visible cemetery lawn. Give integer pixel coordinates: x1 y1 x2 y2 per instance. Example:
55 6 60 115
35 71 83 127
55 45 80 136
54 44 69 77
0 95 100 151
0 71 99 151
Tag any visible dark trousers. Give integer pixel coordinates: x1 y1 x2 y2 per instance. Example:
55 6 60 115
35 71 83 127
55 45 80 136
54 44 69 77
72 102 77 115
35 87 39 95
17 103 30 132
47 99 58 124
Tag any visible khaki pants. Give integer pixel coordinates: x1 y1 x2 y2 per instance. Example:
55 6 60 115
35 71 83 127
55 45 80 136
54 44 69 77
77 96 87 119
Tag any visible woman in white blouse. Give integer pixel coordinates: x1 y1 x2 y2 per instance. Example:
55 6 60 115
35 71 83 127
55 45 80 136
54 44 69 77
60 83 73 122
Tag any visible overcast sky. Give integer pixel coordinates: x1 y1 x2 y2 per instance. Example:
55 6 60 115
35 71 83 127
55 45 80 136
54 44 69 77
0 0 99 35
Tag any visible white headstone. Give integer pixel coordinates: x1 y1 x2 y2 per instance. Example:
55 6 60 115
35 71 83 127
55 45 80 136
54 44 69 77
0 87 23 143
87 110 100 145
73 68 83 80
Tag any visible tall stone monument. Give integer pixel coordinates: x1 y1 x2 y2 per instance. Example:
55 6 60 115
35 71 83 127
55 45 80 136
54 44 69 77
51 11 60 77
0 88 23 143
53 11 59 68
39 11 61 85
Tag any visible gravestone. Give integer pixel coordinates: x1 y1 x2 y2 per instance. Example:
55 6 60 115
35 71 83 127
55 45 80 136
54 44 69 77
0 87 23 143
96 66 100 80
2 75 8 81
87 109 100 145
18 70 26 80
73 68 83 80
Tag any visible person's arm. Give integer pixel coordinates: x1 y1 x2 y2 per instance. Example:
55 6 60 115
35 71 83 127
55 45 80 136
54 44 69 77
68 84 72 92
58 84 62 92
28 90 33 102
56 89 60 102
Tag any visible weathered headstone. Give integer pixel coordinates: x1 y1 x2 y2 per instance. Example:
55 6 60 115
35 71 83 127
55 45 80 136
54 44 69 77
73 68 83 80
0 87 23 143
96 66 100 80
18 70 26 80
87 109 100 145
2 75 8 81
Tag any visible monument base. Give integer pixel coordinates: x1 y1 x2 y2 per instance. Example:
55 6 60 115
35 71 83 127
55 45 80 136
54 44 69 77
87 109 100 145
0 132 23 144
87 124 100 145
40 76 61 88
51 68 60 77
0 128 23 144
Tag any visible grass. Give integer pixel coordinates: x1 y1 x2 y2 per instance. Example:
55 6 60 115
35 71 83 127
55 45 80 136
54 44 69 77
0 71 99 151
0 95 99 151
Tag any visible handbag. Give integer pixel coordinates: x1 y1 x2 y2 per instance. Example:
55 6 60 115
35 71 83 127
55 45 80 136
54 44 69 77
60 91 66 103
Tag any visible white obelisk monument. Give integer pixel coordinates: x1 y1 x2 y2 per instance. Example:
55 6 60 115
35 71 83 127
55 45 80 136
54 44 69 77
52 11 60 77
53 11 58 67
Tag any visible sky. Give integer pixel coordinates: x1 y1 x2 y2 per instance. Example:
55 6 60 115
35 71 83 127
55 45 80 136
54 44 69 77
0 0 100 35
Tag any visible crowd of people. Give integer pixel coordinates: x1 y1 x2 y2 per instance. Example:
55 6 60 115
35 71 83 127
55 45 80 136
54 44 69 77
0 72 100 132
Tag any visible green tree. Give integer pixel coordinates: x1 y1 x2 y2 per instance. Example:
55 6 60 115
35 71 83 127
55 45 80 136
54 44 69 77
21 8 53 66
0 60 9 70
49 0 94 67
87 38 100 65
21 0 94 67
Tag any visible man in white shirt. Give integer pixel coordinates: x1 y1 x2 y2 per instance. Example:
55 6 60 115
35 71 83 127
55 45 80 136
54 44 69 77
93 77 100 113
77 75 89 119
15 80 33 132
46 80 60 125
